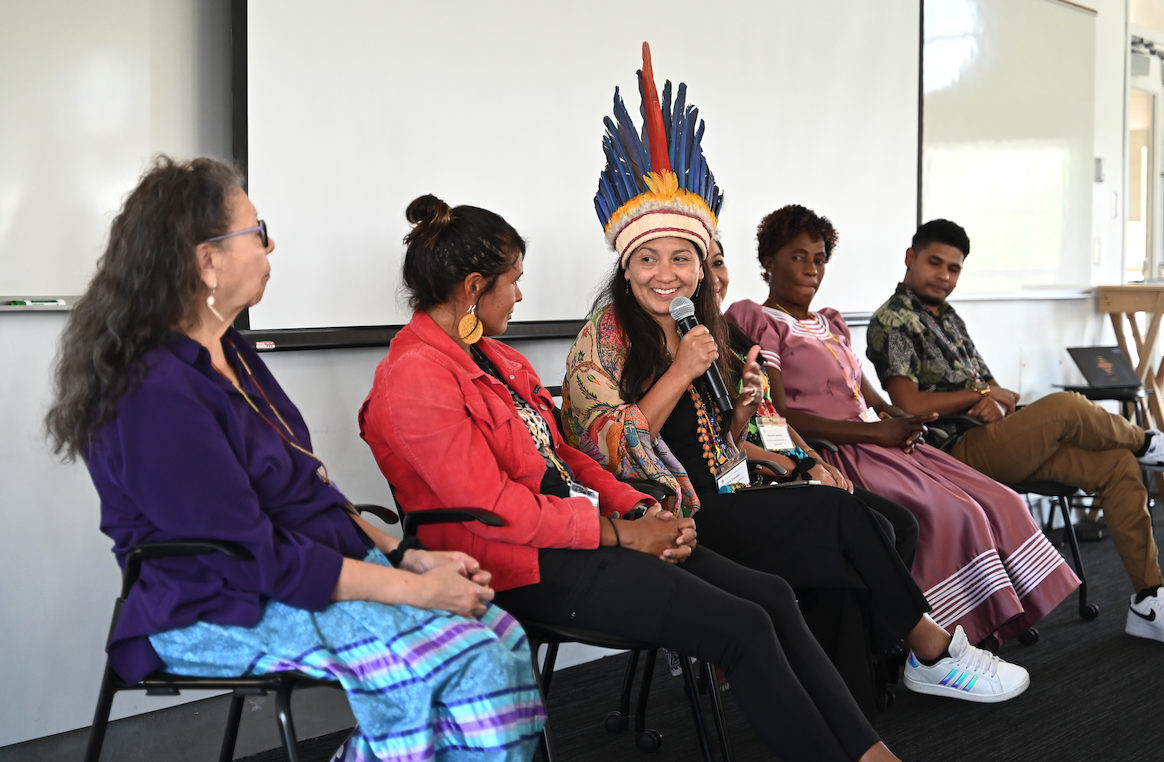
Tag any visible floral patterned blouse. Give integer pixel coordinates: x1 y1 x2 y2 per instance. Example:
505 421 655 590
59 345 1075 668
562 305 758 517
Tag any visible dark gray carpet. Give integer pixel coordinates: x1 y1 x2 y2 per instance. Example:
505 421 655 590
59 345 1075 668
240 505 1164 762
520 508 1164 762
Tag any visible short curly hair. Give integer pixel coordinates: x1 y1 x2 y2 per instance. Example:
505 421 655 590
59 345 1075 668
756 205 838 277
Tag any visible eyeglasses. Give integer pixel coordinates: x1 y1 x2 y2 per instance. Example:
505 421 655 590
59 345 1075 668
203 220 269 247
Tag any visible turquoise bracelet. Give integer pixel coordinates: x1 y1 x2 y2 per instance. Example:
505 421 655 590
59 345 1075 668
772 445 808 461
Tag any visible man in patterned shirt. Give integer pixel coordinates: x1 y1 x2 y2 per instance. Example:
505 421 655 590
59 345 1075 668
867 219 1164 643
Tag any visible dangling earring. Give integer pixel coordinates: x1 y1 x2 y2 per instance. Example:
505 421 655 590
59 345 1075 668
207 286 224 321
458 303 483 344
693 281 702 300
625 279 630 294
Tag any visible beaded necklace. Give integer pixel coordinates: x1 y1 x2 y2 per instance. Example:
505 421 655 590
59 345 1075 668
218 342 331 485
772 303 862 401
689 383 738 478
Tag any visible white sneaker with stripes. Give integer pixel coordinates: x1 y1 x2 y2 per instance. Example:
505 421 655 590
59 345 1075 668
903 625 1030 703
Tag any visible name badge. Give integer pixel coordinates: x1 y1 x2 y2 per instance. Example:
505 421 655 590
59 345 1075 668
715 454 751 491
859 407 880 423
756 415 794 451
568 481 600 509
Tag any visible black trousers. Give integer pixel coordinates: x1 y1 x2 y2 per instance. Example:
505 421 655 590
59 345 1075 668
855 486 920 571
495 546 880 762
693 483 932 721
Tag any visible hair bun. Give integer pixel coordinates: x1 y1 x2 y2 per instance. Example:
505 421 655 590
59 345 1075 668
406 194 453 228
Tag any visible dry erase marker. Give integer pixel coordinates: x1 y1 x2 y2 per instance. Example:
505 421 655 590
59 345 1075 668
8 299 66 306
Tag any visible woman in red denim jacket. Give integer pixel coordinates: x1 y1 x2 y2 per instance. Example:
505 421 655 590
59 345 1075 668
359 194 904 762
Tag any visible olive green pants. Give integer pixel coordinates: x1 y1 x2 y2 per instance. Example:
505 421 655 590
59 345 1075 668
952 391 1162 592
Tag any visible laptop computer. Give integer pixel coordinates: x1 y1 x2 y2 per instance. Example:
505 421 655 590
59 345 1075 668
1066 346 1143 389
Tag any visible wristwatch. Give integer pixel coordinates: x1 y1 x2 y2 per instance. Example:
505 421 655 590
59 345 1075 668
972 381 990 396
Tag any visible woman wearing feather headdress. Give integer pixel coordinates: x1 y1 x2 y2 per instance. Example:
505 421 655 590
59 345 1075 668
563 44 1031 721
360 192 908 762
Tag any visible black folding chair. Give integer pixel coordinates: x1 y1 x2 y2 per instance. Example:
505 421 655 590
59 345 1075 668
85 504 500 762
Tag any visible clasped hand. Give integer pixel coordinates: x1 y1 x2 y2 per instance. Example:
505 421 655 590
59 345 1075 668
401 549 494 618
872 410 938 453
628 505 697 564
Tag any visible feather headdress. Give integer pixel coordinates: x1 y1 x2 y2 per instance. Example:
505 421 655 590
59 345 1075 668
595 42 723 267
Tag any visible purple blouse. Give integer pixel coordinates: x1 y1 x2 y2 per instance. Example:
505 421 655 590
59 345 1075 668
86 328 368 683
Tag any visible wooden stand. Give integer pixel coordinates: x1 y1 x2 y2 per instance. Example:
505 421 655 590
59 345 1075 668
1096 284 1164 498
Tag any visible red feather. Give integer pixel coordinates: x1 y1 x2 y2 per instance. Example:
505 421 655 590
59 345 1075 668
641 42 672 174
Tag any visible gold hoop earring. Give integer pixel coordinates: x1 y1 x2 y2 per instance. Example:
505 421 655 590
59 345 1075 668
458 303 483 344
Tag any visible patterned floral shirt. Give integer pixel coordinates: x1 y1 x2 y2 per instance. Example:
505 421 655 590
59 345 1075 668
866 283 994 450
562 305 747 517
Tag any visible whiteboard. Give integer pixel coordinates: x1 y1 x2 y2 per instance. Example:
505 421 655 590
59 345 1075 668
922 0 1096 293
246 0 921 329
0 0 151 299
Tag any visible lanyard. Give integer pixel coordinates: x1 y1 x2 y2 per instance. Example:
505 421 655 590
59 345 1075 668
774 304 862 401
222 342 331 485
472 348 574 484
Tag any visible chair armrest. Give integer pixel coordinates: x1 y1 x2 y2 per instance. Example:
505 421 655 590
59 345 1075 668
937 414 983 428
402 508 506 538
619 478 677 503
123 540 253 597
748 458 788 478
804 438 839 454
928 413 983 443
353 503 399 525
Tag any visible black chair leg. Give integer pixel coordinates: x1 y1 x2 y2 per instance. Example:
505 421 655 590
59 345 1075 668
540 640 561 698
1058 495 1099 620
701 661 732 762
678 658 715 762
634 648 658 735
275 680 300 762
84 663 121 762
604 649 640 734
528 638 557 762
619 649 640 720
218 691 246 762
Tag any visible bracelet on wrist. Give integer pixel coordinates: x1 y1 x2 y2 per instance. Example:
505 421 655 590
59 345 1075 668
605 515 621 548
386 536 426 567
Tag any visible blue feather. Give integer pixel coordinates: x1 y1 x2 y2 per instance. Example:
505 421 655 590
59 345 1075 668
598 173 618 214
683 106 697 191
606 125 643 199
671 84 687 174
662 81 673 148
603 136 635 202
686 108 700 184
691 119 706 198
612 90 649 188
636 71 652 169
605 137 633 202
594 197 607 226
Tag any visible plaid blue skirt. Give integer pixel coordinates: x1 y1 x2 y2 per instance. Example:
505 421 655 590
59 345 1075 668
150 549 544 762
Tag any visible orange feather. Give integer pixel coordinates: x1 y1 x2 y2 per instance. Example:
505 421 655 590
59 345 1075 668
640 42 672 174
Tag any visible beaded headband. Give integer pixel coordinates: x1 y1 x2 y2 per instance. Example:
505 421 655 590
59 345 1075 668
594 43 724 268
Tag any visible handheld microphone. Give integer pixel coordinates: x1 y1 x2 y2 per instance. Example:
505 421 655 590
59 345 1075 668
669 296 734 414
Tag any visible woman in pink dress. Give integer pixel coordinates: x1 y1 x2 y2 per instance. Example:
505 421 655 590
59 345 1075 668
724 205 1079 644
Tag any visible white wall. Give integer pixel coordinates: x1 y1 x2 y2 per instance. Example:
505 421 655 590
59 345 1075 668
0 0 233 748
1092 0 1129 286
0 0 1139 750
